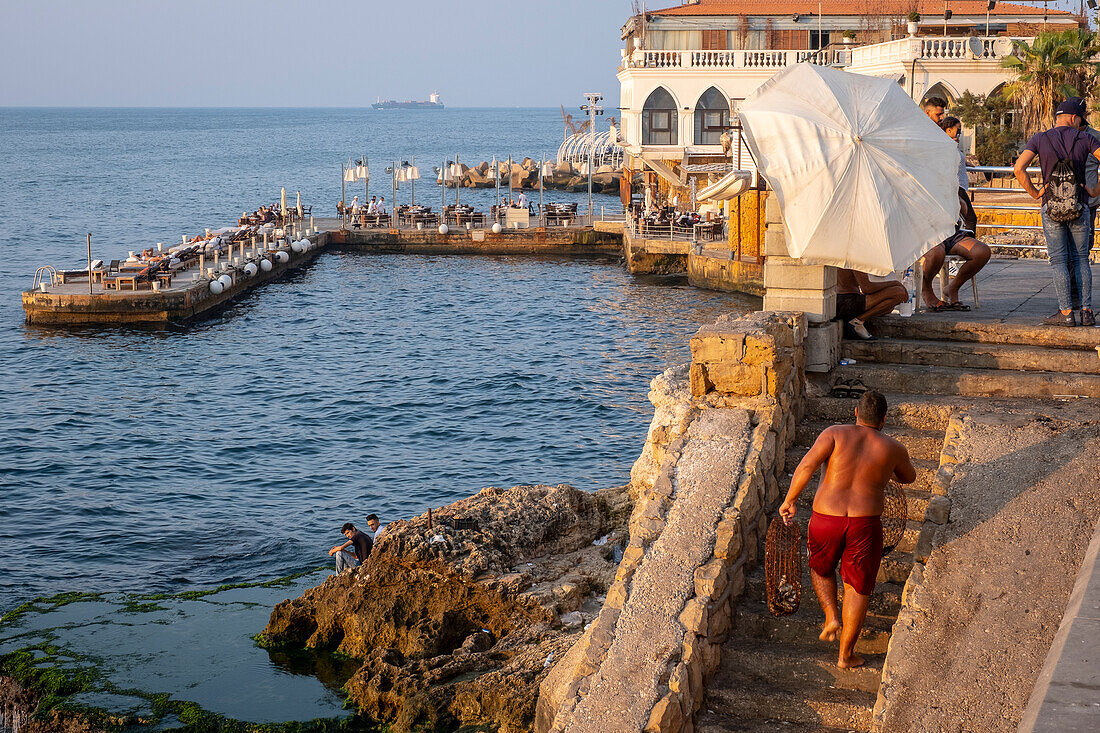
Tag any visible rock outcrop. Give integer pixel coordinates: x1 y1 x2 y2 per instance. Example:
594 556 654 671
263 483 630 732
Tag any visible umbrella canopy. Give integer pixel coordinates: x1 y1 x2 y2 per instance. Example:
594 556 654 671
280 188 287 217
739 63 960 275
296 190 303 218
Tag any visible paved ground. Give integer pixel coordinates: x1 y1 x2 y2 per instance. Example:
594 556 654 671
1021 509 1100 732
922 258 1100 324
879 409 1100 733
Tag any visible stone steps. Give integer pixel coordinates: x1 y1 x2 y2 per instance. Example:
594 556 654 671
831 362 1100 399
702 683 876 731
795 421 945 462
871 315 1100 350
842 338 1100 375
696 711 864 733
806 394 967 431
716 636 885 693
778 465 933 523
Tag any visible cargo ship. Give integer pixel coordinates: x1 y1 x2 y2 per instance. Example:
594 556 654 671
372 92 444 110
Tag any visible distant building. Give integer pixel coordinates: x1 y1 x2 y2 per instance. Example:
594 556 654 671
617 0 1084 189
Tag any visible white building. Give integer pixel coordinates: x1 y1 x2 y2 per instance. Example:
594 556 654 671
617 0 1083 189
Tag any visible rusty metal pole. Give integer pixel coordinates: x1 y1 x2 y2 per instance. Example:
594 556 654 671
86 233 92 295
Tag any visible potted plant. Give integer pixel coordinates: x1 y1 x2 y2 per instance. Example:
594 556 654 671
843 30 857 44
907 11 920 36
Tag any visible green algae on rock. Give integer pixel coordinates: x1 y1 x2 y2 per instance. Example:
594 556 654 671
0 572 358 733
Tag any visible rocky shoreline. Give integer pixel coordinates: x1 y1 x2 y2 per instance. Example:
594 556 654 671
263 483 631 732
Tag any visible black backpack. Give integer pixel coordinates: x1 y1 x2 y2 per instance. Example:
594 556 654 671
1045 130 1085 223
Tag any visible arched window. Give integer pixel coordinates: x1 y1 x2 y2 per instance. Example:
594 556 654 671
642 87 677 145
694 87 730 145
922 82 956 108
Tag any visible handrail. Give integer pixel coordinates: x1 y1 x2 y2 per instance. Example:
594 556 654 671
32 265 58 291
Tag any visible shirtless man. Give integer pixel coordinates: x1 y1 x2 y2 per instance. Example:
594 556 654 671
779 391 916 668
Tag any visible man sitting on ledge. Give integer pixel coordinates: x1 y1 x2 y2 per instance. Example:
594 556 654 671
329 522 373 573
835 269 908 340
779 391 916 668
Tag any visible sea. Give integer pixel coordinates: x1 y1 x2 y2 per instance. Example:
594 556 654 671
0 107 756 723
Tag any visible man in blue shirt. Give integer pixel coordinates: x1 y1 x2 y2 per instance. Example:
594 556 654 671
1013 97 1100 327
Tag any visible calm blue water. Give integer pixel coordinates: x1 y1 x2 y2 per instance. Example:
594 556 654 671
0 108 755 612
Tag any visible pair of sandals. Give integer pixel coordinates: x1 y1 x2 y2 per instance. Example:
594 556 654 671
829 379 868 399
926 299 971 312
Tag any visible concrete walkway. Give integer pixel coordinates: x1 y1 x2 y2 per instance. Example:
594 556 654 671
1020 513 1100 733
920 258 1100 324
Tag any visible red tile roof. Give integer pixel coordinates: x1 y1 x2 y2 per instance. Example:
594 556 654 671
649 0 1075 17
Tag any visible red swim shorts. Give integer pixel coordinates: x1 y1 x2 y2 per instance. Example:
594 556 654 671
807 511 884 596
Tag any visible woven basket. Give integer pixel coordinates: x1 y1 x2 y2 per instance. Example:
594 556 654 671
765 516 802 617
881 481 908 555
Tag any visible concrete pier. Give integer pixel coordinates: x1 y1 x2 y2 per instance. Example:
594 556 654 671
325 220 622 256
22 233 327 326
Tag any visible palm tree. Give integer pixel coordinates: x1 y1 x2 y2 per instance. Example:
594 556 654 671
1002 29 1100 136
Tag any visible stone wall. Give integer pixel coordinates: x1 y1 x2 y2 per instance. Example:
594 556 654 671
537 311 807 733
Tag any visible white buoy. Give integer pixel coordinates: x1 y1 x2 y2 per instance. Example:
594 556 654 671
491 222 502 234
291 240 304 253
209 280 224 295
244 262 258 277
218 274 233 289
260 258 273 272
438 224 449 235
275 251 289 263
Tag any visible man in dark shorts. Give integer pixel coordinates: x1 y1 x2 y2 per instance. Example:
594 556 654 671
779 391 916 668
835 269 908 340
919 116 991 311
328 522 373 573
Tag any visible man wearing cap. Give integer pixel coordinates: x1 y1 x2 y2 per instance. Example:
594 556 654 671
1013 97 1100 327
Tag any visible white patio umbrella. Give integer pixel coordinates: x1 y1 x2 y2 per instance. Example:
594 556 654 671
296 190 303 219
280 187 287 218
738 63 960 275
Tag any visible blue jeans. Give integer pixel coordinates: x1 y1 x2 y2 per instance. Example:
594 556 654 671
335 550 358 573
1042 206 1093 311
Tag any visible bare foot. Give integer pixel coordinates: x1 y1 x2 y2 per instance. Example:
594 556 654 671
837 653 865 669
819 620 841 642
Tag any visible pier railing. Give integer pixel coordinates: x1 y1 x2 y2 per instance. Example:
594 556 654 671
625 213 727 244
966 164 1100 253
340 203 629 231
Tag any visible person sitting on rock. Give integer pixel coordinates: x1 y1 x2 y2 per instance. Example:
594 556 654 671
779 391 916 669
329 522 372 573
366 513 385 542
835 269 908 340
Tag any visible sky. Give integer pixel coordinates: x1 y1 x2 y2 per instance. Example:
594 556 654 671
0 0 633 107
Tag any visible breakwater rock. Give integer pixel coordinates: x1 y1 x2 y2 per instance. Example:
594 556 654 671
440 159 624 194
263 483 631 732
